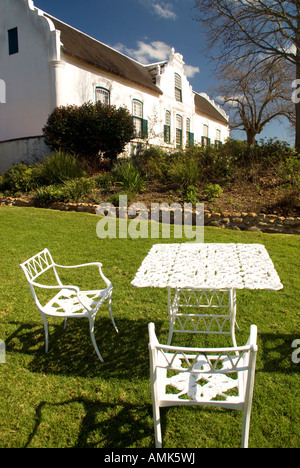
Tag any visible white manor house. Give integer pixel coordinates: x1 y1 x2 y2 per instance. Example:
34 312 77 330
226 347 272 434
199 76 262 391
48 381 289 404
0 0 230 173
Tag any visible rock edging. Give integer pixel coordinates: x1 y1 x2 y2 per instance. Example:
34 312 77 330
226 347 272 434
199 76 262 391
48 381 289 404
1 196 299 235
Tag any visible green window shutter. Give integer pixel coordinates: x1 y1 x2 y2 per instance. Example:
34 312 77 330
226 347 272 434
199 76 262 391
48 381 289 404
8 28 19 55
189 132 194 147
142 119 148 139
164 125 171 143
164 125 168 143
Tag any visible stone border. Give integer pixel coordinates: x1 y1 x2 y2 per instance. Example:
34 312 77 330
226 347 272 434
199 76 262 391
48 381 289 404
1 196 299 235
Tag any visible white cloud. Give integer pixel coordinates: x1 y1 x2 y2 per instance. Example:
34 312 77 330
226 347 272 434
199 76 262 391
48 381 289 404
152 2 177 20
184 64 200 78
138 1 177 20
114 40 200 78
114 41 172 64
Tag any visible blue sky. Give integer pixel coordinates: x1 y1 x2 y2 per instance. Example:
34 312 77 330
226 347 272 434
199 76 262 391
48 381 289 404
34 0 293 144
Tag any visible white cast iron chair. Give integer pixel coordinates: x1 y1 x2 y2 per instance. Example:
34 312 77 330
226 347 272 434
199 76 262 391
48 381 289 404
148 322 258 448
19 248 118 362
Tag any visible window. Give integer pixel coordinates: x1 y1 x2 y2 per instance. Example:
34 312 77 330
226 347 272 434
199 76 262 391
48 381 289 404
132 100 148 139
186 118 194 147
202 124 210 146
175 73 182 102
164 111 171 144
96 87 110 105
176 114 183 148
8 28 18 55
215 129 222 147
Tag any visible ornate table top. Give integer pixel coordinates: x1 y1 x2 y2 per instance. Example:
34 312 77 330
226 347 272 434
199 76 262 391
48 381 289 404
131 243 283 290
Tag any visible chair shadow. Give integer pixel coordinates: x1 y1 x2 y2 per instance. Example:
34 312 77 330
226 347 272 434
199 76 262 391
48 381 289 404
24 398 153 448
5 316 162 379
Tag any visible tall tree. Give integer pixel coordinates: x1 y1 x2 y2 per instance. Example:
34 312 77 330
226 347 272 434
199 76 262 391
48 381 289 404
194 0 300 150
215 58 294 144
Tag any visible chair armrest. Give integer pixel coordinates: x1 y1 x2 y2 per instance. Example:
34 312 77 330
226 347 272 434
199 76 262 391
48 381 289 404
54 262 102 269
54 262 112 288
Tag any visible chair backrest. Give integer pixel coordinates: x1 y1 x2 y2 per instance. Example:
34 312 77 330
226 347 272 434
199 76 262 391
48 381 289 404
19 248 61 285
148 322 257 406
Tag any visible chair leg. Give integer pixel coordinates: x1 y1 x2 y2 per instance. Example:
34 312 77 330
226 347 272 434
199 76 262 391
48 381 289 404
88 316 104 362
40 313 49 353
153 402 162 448
241 407 251 448
108 290 118 333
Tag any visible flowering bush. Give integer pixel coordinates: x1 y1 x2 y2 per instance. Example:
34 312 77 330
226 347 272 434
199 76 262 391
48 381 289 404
43 102 134 164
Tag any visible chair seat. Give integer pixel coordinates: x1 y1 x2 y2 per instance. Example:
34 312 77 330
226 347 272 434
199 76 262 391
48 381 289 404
44 288 111 317
19 248 118 361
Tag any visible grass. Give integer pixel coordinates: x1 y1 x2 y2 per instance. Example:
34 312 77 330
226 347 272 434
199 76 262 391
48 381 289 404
0 205 299 448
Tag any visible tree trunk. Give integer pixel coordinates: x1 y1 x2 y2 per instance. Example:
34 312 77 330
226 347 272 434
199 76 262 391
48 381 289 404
246 130 256 145
295 13 300 153
296 56 300 152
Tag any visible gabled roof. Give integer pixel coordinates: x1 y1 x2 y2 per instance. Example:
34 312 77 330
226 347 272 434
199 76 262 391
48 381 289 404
194 93 228 125
43 11 228 124
45 14 162 95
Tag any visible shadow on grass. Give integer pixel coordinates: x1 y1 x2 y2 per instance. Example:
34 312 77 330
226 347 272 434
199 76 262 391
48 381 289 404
5 314 299 378
24 398 154 448
5 317 164 379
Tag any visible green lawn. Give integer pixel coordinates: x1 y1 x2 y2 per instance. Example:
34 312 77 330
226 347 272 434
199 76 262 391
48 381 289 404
0 206 299 448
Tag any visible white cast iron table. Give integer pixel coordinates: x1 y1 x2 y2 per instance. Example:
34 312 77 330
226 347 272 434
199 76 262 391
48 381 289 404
131 243 283 345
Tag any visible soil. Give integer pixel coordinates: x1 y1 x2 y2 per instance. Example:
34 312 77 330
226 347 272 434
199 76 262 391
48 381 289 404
3 168 300 218
100 177 300 217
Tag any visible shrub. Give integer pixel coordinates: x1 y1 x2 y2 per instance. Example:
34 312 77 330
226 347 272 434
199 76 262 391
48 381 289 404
106 191 135 206
280 155 300 188
2 164 37 193
93 172 114 193
136 146 169 182
35 151 86 185
257 138 295 167
61 178 92 202
112 160 145 193
167 152 199 190
33 186 64 208
183 185 199 204
43 102 134 164
203 183 223 202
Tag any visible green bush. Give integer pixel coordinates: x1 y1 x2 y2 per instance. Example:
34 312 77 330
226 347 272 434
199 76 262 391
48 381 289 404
106 191 135 206
183 185 199 204
61 178 92 202
257 138 295 167
167 152 199 189
203 183 223 202
35 151 86 185
1 164 37 193
43 102 134 164
136 146 169 182
93 172 114 193
33 185 64 208
112 160 145 193
280 155 300 188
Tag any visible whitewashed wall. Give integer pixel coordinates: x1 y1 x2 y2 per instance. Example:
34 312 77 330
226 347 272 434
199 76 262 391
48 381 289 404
0 136 49 173
0 0 229 172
